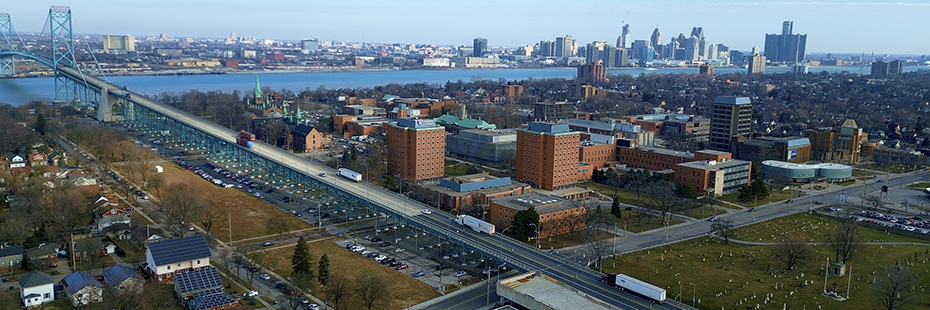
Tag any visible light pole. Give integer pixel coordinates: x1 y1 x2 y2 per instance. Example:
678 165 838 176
488 227 510 306
528 223 540 249
689 282 696 307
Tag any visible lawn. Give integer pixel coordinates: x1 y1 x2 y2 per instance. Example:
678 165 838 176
907 182 930 190
117 161 313 243
259 238 441 309
731 212 927 243
601 237 930 310
581 181 655 208
445 161 477 176
717 188 798 208
616 210 684 233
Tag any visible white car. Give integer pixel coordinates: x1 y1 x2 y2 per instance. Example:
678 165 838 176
243 290 259 297
308 304 320 310
454 270 467 277
259 273 271 281
420 209 432 215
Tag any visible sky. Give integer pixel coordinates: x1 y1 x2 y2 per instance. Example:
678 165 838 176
5 0 928 55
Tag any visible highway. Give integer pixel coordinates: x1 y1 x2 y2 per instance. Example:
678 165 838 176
62 67 688 309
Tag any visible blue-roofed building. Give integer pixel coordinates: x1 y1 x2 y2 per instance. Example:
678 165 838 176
61 271 104 306
102 264 144 294
0 245 24 271
19 271 54 307
145 234 212 282
174 266 236 310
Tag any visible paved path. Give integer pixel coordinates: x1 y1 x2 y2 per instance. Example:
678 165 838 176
716 235 930 247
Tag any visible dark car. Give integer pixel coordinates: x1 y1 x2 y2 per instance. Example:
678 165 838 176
274 282 287 290
378 242 391 247
370 237 382 242
320 213 331 219
435 263 450 270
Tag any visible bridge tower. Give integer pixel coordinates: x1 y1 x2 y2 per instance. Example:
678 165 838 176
49 6 83 103
0 13 14 75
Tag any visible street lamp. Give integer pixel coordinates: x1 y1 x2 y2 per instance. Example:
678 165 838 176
528 223 540 249
689 282 696 307
488 227 510 306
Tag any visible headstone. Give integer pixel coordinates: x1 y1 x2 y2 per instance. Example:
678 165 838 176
829 263 846 277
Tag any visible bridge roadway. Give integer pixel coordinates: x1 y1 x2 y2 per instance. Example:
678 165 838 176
61 66 686 309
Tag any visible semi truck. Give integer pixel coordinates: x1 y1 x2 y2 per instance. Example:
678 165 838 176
455 215 495 235
237 131 256 149
338 168 362 182
600 273 666 304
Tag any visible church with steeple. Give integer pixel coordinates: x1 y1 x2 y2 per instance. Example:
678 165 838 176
244 76 327 151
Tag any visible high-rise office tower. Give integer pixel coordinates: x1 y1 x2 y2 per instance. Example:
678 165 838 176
386 118 446 183
616 36 624 51
763 21 807 63
748 54 766 74
616 48 629 66
686 36 700 61
871 60 903 77
691 27 704 39
516 123 580 191
473 37 488 57
602 45 618 67
538 40 555 57
650 27 662 49
555 35 574 59
621 24 631 48
638 46 654 66
103 35 135 52
709 96 753 153
631 40 649 60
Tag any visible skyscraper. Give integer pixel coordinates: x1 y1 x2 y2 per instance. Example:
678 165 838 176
709 96 753 153
871 60 903 77
763 21 807 63
473 37 488 57
621 24 631 48
748 54 766 74
538 40 555 57
576 63 606 83
555 35 574 59
650 27 662 49
631 40 649 60
516 123 580 191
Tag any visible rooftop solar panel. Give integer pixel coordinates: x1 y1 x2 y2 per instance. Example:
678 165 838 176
147 234 211 266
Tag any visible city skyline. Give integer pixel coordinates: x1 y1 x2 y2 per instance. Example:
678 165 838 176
4 0 928 54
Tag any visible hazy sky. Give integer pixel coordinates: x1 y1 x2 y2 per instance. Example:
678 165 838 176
5 1 927 54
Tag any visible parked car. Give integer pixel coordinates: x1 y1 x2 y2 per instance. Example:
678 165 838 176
412 271 426 277
259 273 271 281
395 264 409 270
243 290 259 297
454 270 467 277
378 242 391 247
262 241 274 246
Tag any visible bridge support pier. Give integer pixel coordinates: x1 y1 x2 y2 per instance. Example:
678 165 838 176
97 87 114 122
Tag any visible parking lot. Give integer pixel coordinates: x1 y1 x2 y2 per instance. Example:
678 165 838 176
335 236 478 289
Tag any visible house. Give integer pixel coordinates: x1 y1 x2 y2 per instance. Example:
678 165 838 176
95 204 132 231
0 245 24 271
122 225 165 246
61 271 104 306
7 154 26 170
28 152 48 167
25 243 61 261
102 264 144 294
47 151 63 166
19 271 54 307
174 266 237 310
104 242 118 254
145 234 211 282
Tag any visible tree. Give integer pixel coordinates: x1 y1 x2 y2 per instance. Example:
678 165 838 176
197 205 221 237
244 251 266 289
645 180 683 225
828 211 862 263
872 265 914 310
162 183 207 231
710 219 735 244
583 209 615 271
266 214 290 240
318 253 330 286
353 274 390 310
281 273 315 310
292 237 314 278
512 207 540 241
139 280 174 310
772 234 811 271
324 273 350 310
34 112 47 135
610 196 621 217
103 272 145 310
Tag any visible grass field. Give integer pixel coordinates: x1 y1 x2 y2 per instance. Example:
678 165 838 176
907 182 930 190
731 212 926 243
260 239 441 309
616 211 684 233
717 188 799 208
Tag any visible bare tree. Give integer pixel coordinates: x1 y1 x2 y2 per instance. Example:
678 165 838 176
126 145 159 191
161 183 207 231
860 194 885 211
103 275 145 310
266 214 290 240
216 247 234 276
280 274 315 310
324 273 351 310
583 209 615 270
872 265 914 310
53 187 95 233
645 180 683 224
139 280 173 310
772 234 811 271
710 219 735 244
197 204 221 236
353 273 390 310
828 210 862 263
244 250 267 289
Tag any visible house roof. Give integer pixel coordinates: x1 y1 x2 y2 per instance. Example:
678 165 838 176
188 289 237 310
0 246 24 257
102 264 143 287
18 271 53 288
147 234 210 266
174 266 222 295
62 271 103 295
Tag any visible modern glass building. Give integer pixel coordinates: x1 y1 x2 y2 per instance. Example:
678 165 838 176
760 160 852 183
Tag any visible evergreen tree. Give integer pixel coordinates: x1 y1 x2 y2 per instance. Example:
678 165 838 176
610 196 621 217
318 253 330 286
512 207 540 241
34 113 47 136
291 237 314 278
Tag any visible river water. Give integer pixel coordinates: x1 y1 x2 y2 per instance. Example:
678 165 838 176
0 66 921 106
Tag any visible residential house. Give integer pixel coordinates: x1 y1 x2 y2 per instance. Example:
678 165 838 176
47 151 63 166
61 271 104 306
144 234 211 282
25 243 61 261
19 271 55 307
174 266 237 310
102 264 144 295
122 225 165 247
28 152 48 167
0 246 23 271
95 204 132 231
7 154 26 170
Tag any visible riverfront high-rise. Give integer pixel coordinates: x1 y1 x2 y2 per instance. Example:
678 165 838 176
763 21 807 63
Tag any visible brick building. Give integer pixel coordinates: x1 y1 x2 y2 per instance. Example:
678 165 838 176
489 193 586 239
386 118 446 183
515 123 580 191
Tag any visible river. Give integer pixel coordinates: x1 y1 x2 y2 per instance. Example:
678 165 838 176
0 66 921 106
